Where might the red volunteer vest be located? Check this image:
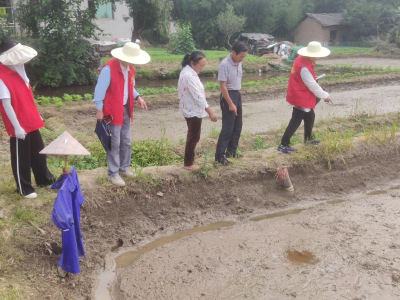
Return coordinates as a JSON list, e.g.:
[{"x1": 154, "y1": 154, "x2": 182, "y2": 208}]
[
  {"x1": 0, "y1": 64, "x2": 44, "y2": 136},
  {"x1": 286, "y1": 55, "x2": 317, "y2": 109},
  {"x1": 102, "y1": 58, "x2": 135, "y2": 126}
]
